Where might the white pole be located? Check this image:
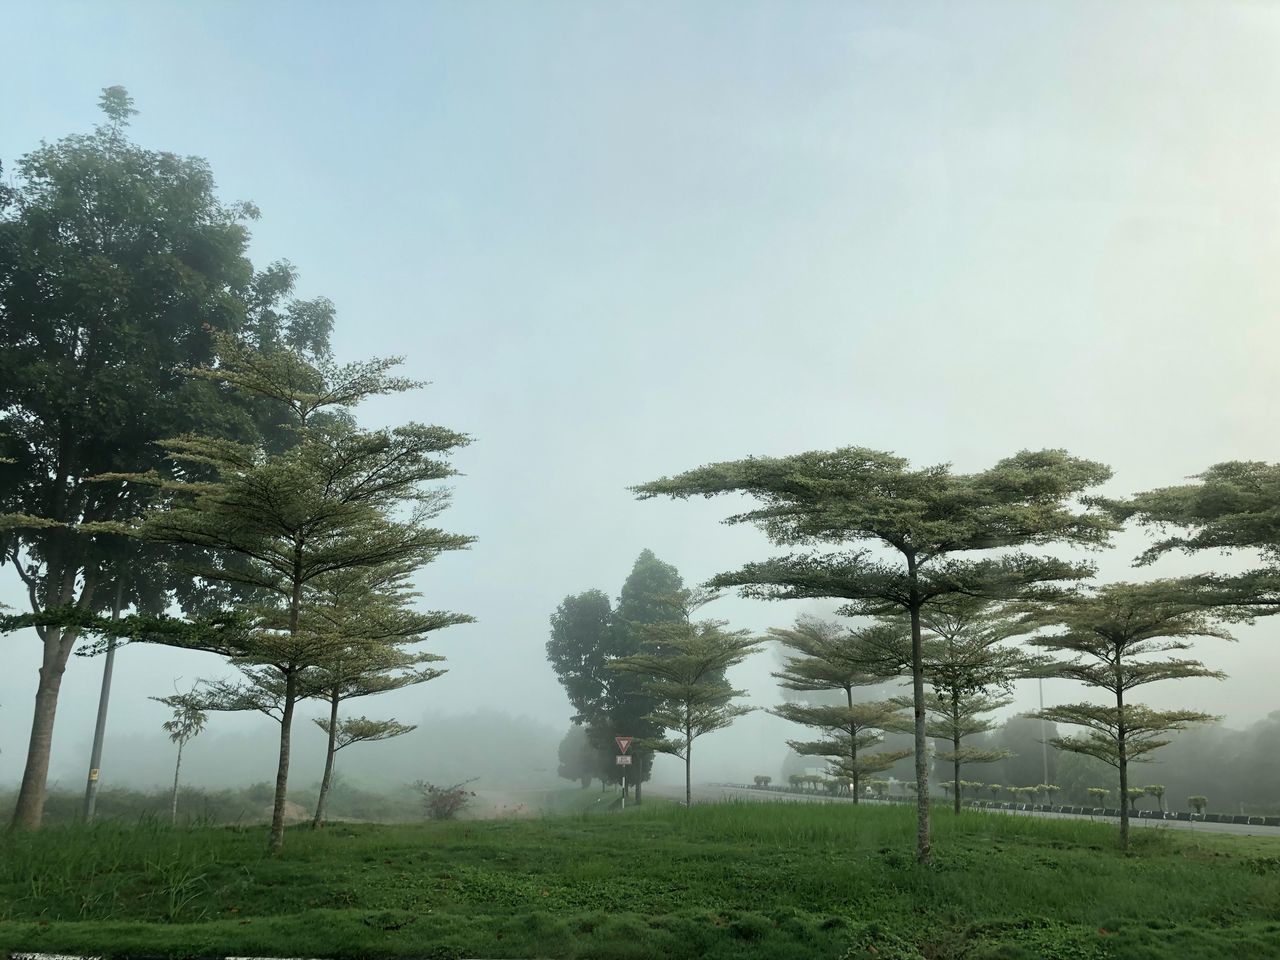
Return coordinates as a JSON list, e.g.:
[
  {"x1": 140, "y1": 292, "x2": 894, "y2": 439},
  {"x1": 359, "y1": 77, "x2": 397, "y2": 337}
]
[{"x1": 622, "y1": 770, "x2": 626, "y2": 811}]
